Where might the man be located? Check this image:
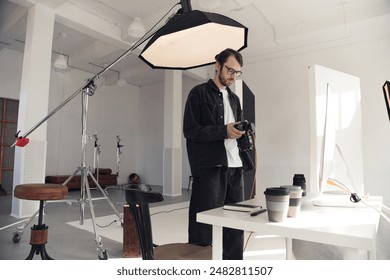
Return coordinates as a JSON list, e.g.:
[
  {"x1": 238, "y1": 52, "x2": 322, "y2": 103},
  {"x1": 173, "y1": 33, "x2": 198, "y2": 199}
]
[{"x1": 183, "y1": 48, "x2": 245, "y2": 260}]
